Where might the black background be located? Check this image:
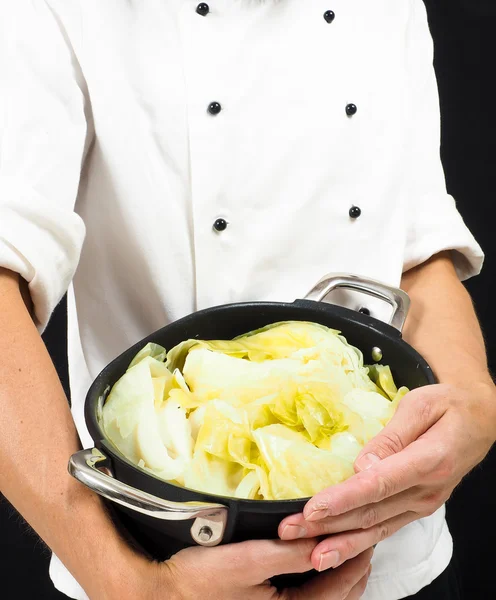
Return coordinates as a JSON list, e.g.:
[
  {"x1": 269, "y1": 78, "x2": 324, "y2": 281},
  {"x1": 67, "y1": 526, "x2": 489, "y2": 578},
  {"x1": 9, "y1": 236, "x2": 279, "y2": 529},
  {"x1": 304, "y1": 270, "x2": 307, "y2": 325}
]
[{"x1": 1, "y1": 1, "x2": 495, "y2": 598}]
